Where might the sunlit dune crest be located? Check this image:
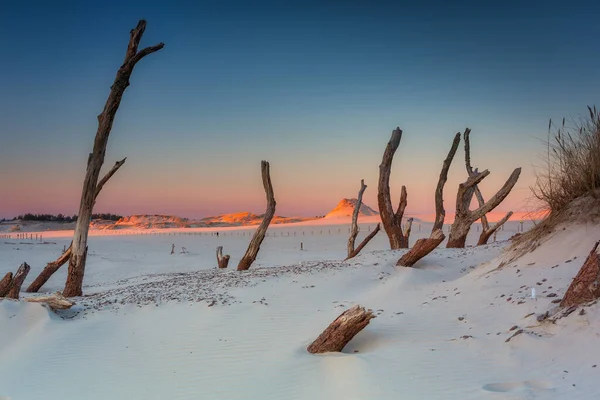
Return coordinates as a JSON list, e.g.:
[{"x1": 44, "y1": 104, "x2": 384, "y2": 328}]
[{"x1": 324, "y1": 198, "x2": 378, "y2": 218}]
